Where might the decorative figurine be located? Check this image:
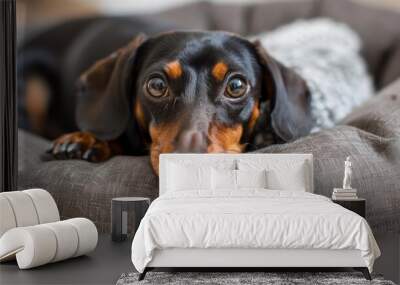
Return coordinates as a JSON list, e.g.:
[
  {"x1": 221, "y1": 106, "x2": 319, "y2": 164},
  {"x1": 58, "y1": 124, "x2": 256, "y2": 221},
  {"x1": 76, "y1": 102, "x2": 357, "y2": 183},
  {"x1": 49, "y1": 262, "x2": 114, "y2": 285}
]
[
  {"x1": 343, "y1": 156, "x2": 352, "y2": 189},
  {"x1": 332, "y1": 156, "x2": 357, "y2": 200}
]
